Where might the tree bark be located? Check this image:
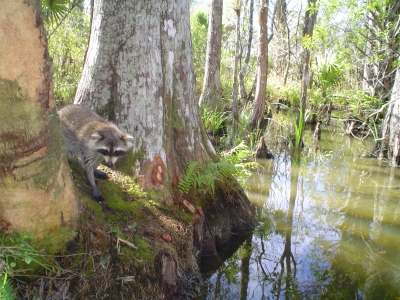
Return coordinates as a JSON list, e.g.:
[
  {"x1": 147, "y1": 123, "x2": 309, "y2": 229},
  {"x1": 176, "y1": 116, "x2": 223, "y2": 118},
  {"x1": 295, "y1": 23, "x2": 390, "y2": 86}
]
[
  {"x1": 299, "y1": 0, "x2": 318, "y2": 123},
  {"x1": 231, "y1": 5, "x2": 241, "y2": 143},
  {"x1": 0, "y1": 0, "x2": 79, "y2": 238},
  {"x1": 75, "y1": 0, "x2": 215, "y2": 188},
  {"x1": 249, "y1": 0, "x2": 269, "y2": 131},
  {"x1": 198, "y1": 0, "x2": 223, "y2": 110},
  {"x1": 362, "y1": 11, "x2": 375, "y2": 96},
  {"x1": 273, "y1": 0, "x2": 291, "y2": 85},
  {"x1": 377, "y1": 64, "x2": 400, "y2": 165},
  {"x1": 73, "y1": 0, "x2": 258, "y2": 295},
  {"x1": 239, "y1": 0, "x2": 254, "y2": 102}
]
